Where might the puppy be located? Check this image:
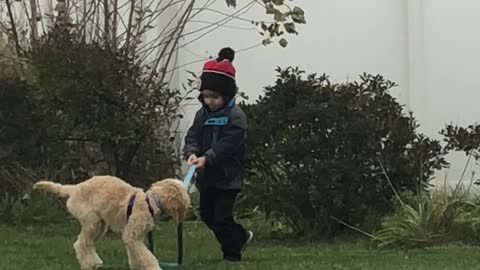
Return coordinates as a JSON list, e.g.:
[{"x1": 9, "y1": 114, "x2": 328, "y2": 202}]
[{"x1": 33, "y1": 176, "x2": 190, "y2": 270}]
